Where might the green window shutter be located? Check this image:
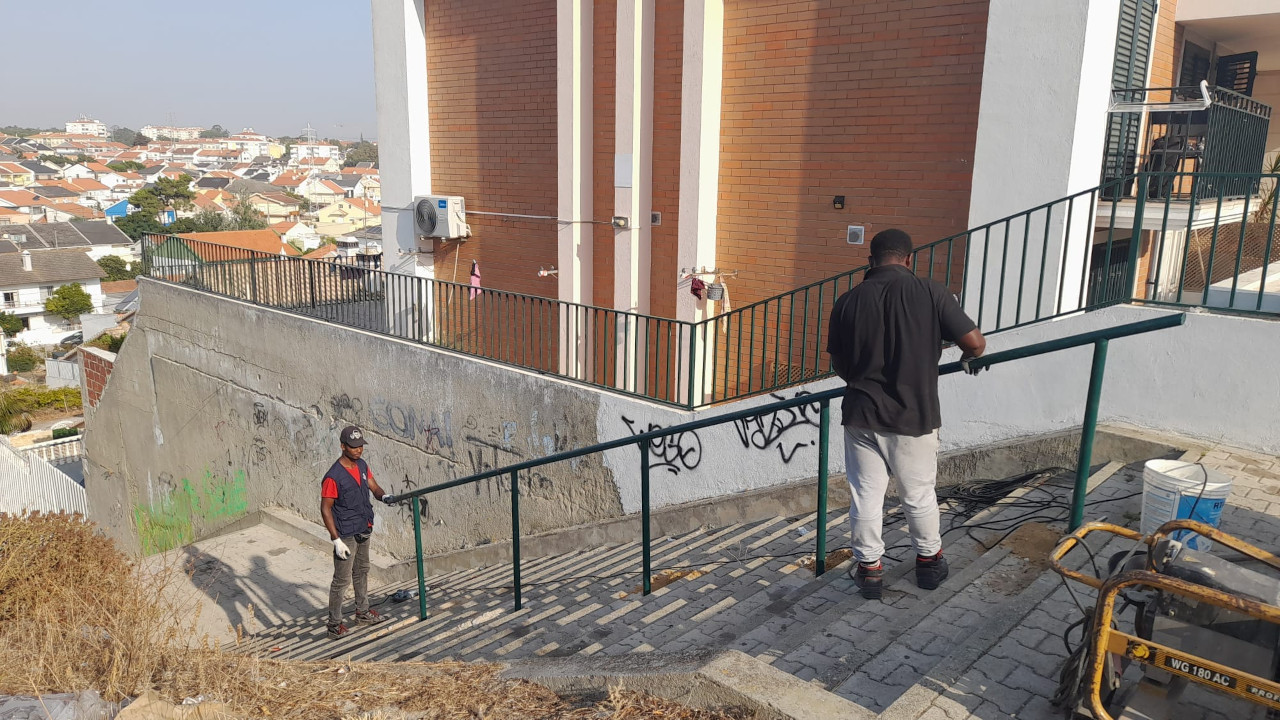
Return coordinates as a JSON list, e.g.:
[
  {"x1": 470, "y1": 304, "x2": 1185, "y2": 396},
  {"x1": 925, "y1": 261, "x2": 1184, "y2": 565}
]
[{"x1": 1102, "y1": 0, "x2": 1159, "y2": 191}]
